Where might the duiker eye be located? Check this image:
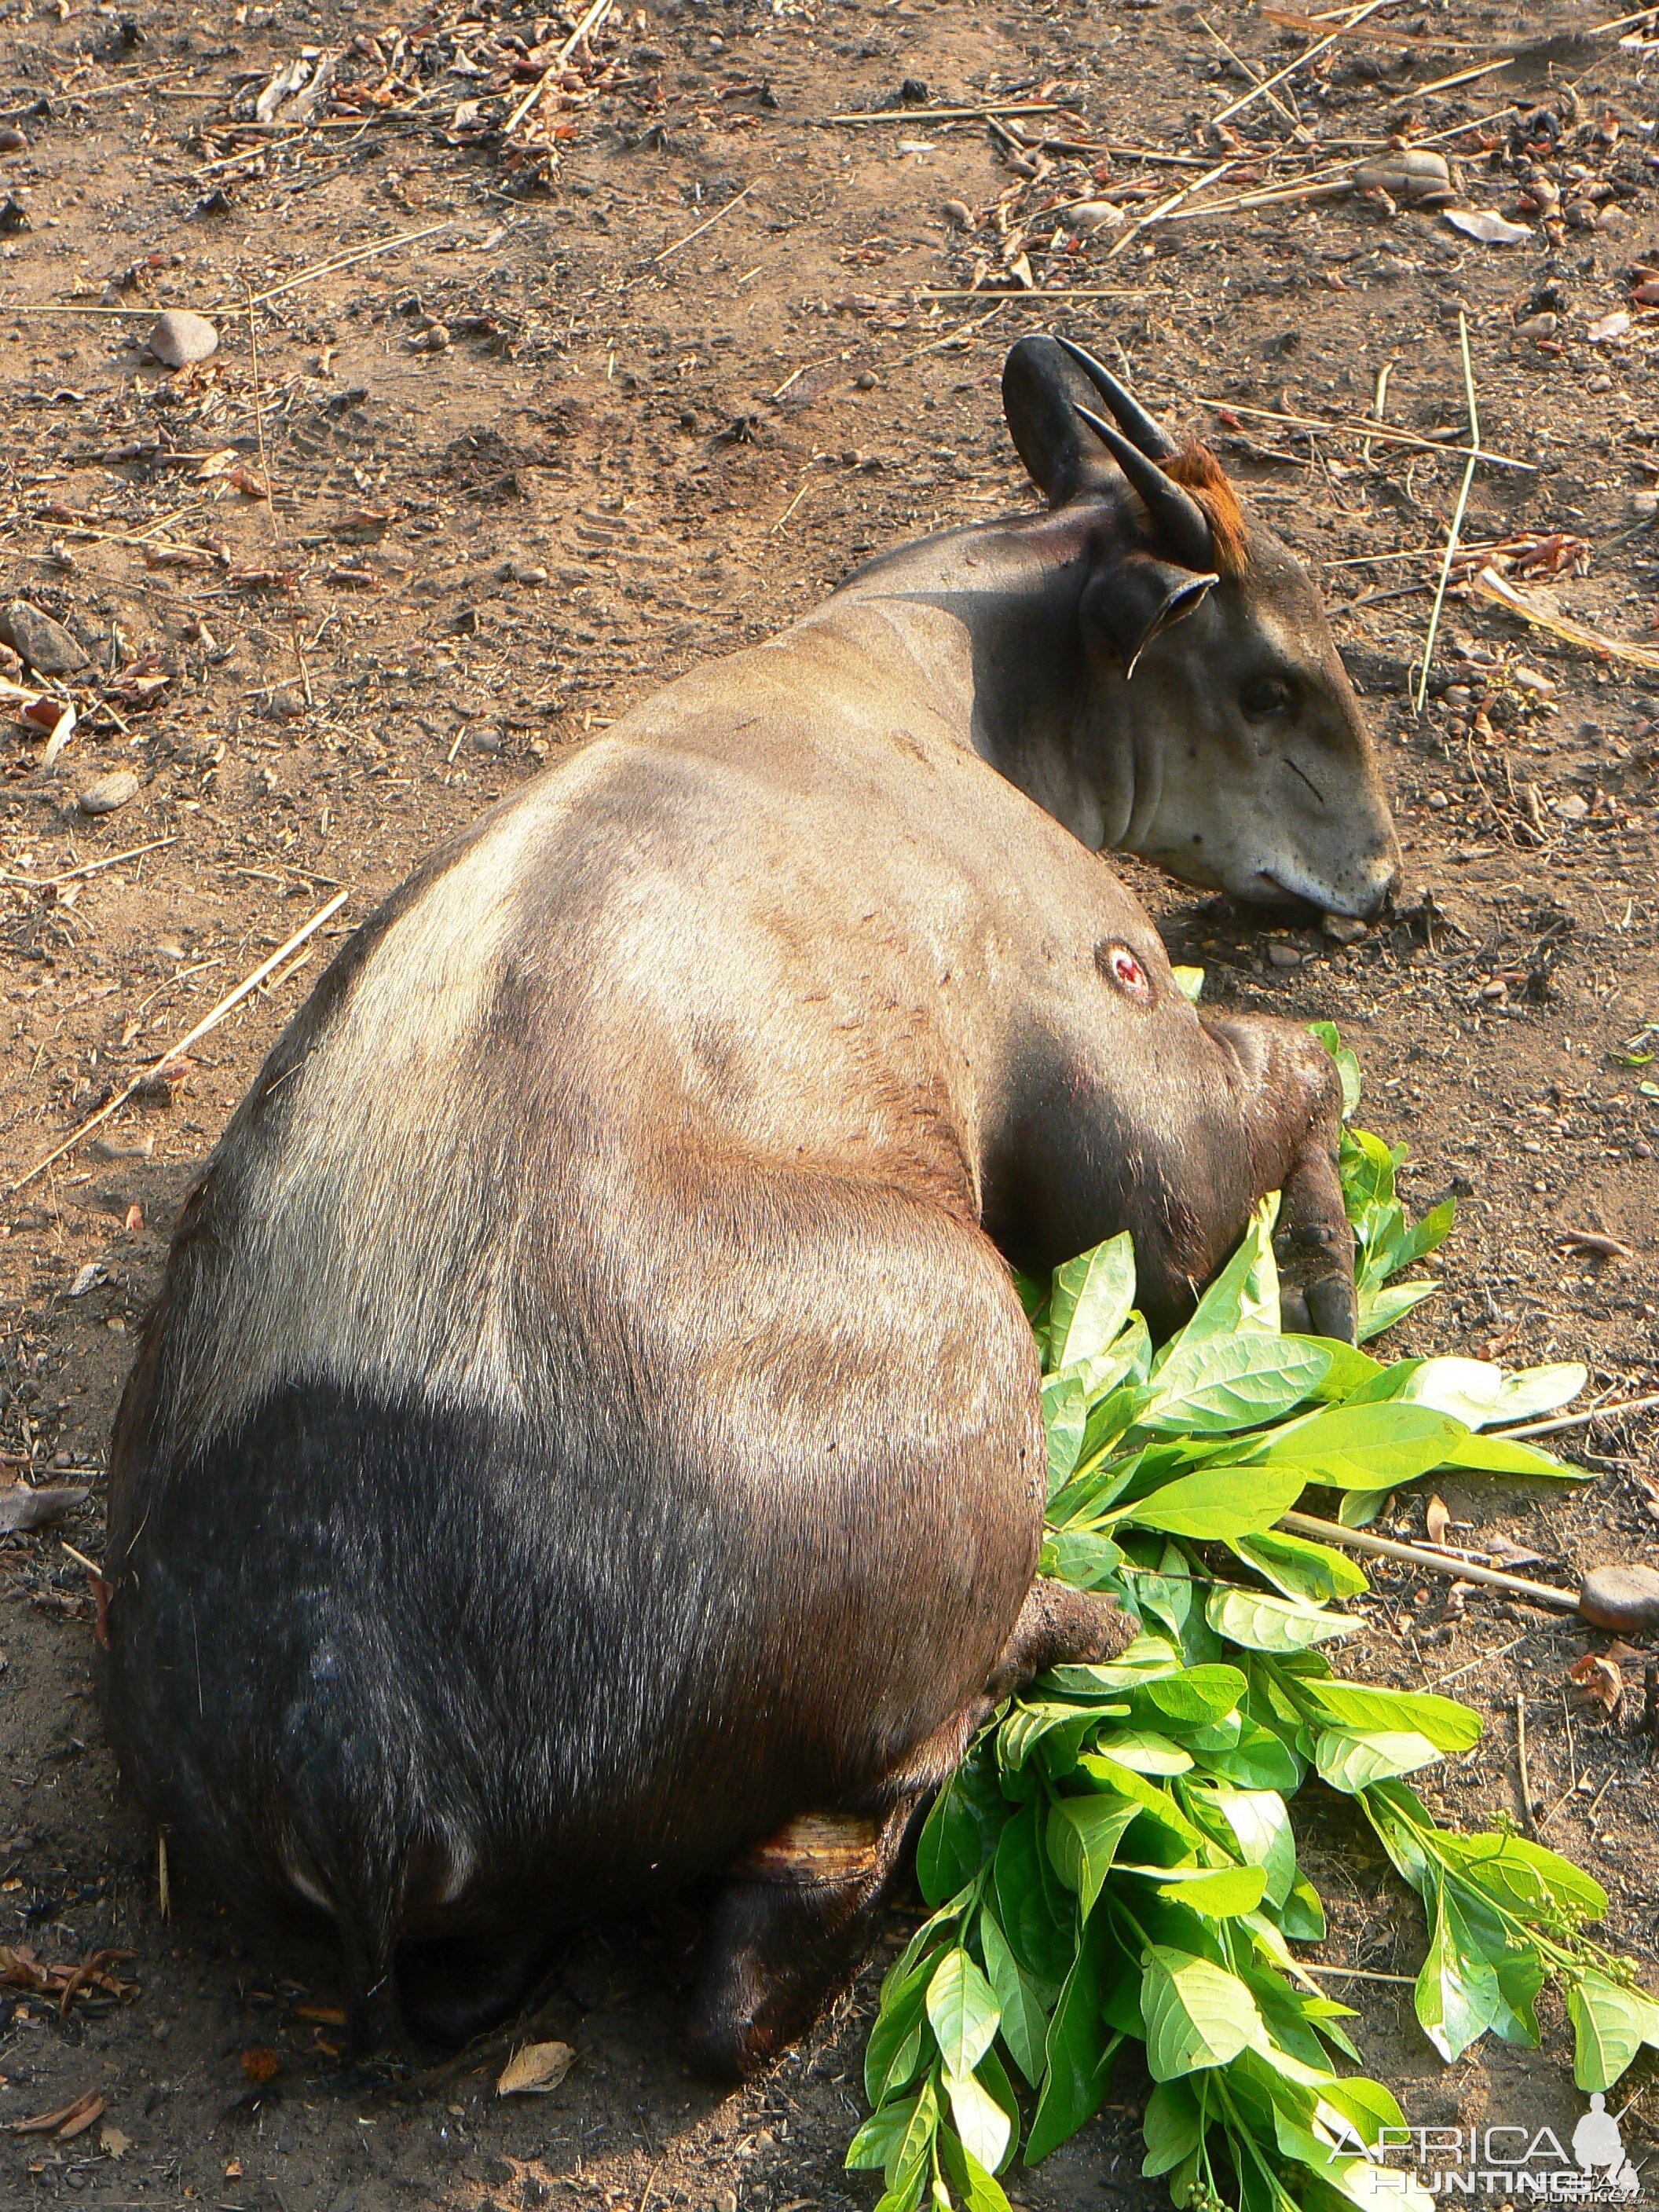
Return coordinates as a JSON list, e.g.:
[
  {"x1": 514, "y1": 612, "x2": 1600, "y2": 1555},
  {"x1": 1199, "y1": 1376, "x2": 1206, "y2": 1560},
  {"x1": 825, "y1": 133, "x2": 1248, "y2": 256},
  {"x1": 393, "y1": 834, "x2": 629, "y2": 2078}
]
[
  {"x1": 1097, "y1": 941, "x2": 1151, "y2": 998},
  {"x1": 1240, "y1": 675, "x2": 1293, "y2": 720}
]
